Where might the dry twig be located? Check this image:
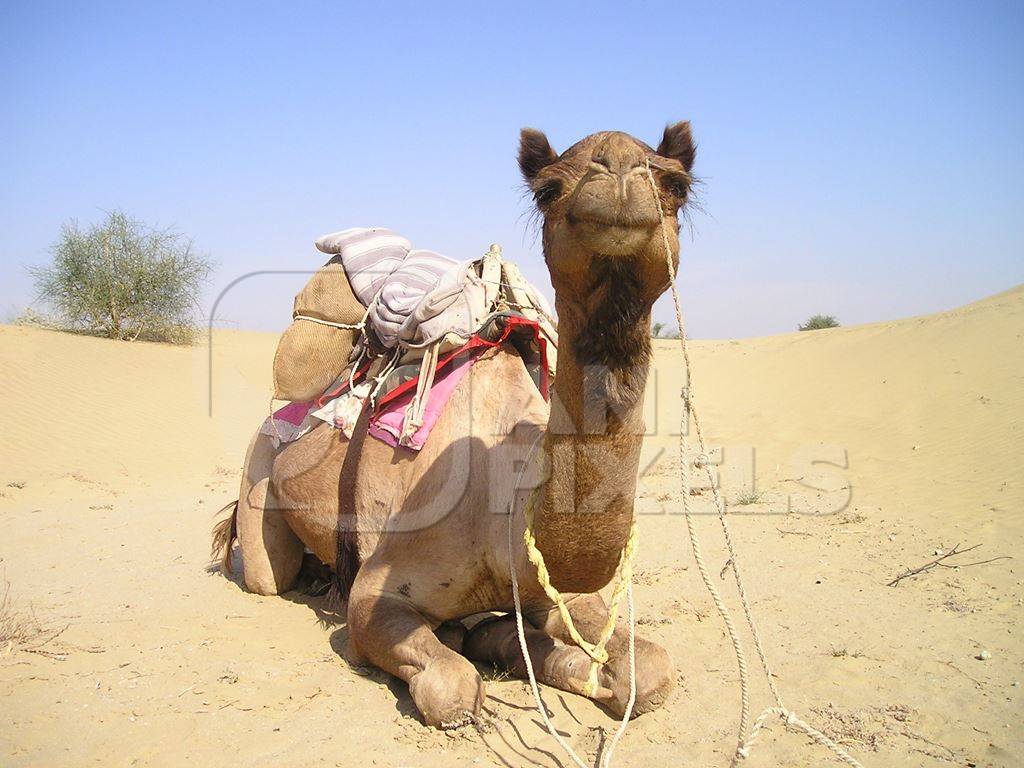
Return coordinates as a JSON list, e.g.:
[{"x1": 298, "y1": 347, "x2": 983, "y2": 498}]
[
  {"x1": 887, "y1": 543, "x2": 1011, "y2": 587},
  {"x1": 777, "y1": 527, "x2": 813, "y2": 537},
  {"x1": 1, "y1": 579, "x2": 70, "y2": 659},
  {"x1": 719, "y1": 558, "x2": 733, "y2": 580}
]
